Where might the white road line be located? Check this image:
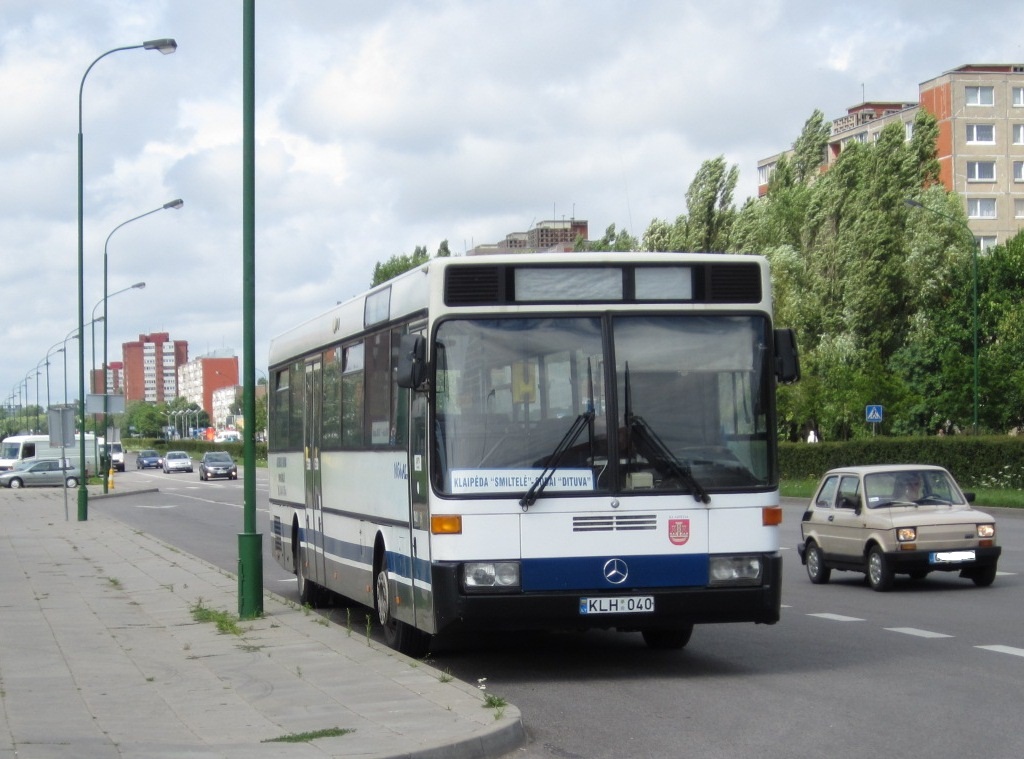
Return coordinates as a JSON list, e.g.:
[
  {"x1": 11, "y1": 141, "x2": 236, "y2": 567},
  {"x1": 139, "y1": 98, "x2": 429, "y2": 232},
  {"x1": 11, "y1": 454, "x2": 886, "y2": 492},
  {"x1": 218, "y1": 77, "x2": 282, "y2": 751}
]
[
  {"x1": 807, "y1": 613, "x2": 864, "y2": 622},
  {"x1": 885, "y1": 627, "x2": 953, "y2": 639},
  {"x1": 976, "y1": 645, "x2": 1024, "y2": 658}
]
